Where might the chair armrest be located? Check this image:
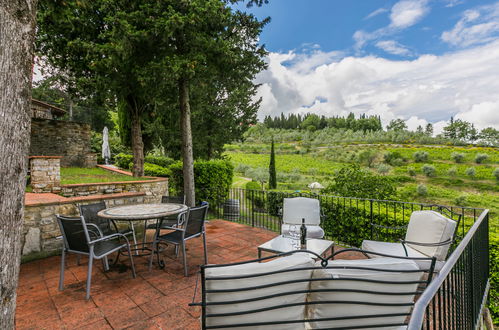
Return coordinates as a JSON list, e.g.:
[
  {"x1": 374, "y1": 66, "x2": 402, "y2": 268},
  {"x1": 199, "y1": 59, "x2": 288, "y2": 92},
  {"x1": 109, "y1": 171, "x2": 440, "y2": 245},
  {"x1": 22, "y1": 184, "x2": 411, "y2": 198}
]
[
  {"x1": 86, "y1": 223, "x2": 104, "y2": 240},
  {"x1": 88, "y1": 233, "x2": 130, "y2": 245},
  {"x1": 401, "y1": 238, "x2": 452, "y2": 247}
]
